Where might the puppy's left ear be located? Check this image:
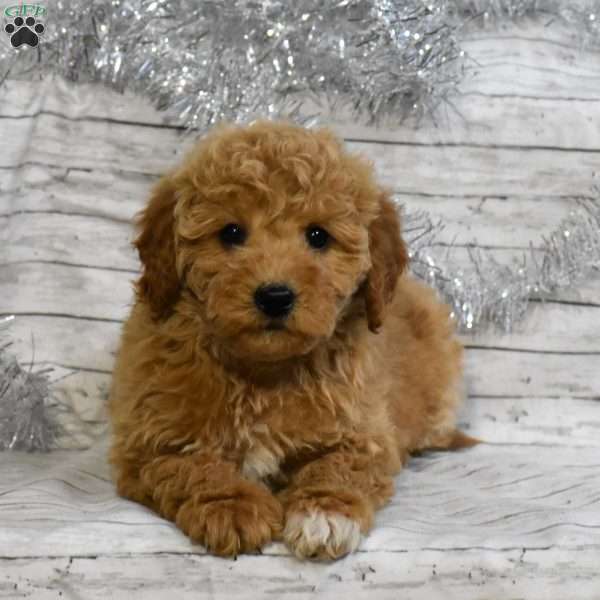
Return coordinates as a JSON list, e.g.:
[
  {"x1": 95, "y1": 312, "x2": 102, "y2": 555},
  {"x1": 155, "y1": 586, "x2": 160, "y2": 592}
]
[
  {"x1": 364, "y1": 193, "x2": 409, "y2": 333},
  {"x1": 134, "y1": 175, "x2": 181, "y2": 320}
]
